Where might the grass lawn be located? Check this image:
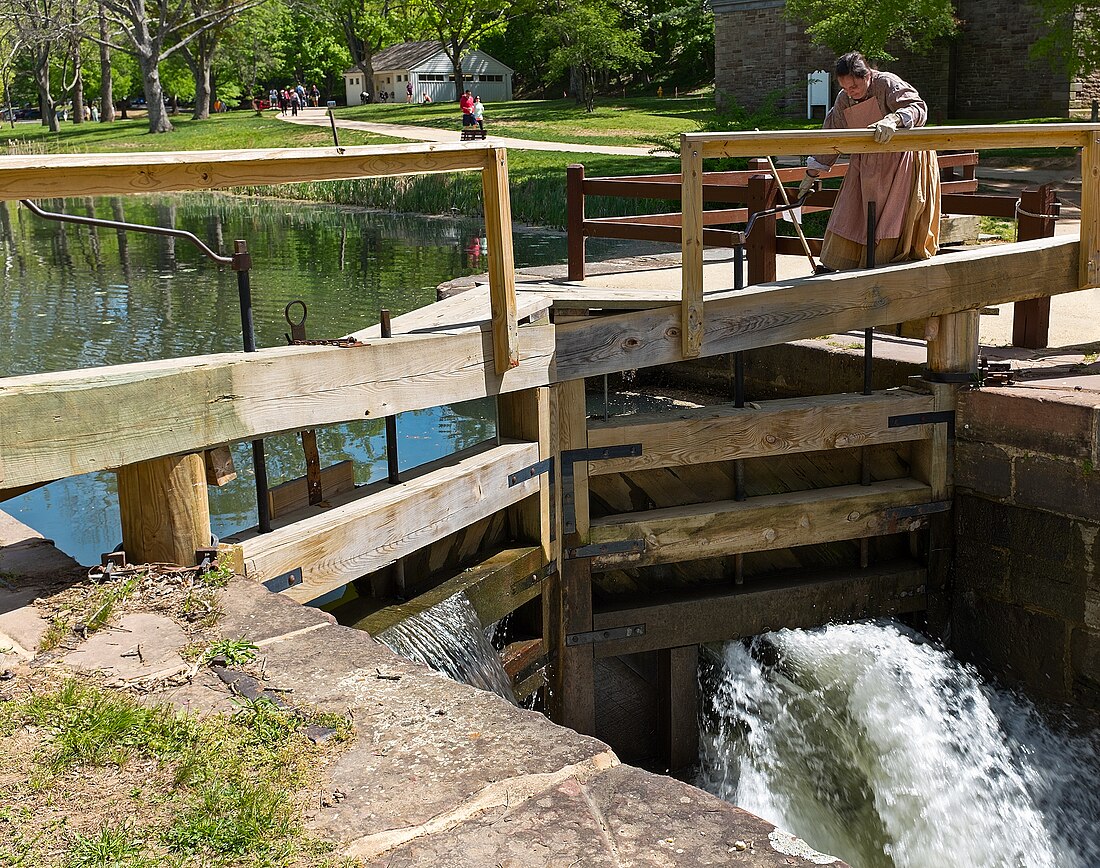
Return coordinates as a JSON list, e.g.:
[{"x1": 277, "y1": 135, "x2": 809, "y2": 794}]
[
  {"x1": 335, "y1": 94, "x2": 718, "y2": 147},
  {"x1": 1, "y1": 110, "x2": 400, "y2": 153}
]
